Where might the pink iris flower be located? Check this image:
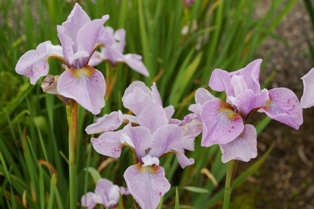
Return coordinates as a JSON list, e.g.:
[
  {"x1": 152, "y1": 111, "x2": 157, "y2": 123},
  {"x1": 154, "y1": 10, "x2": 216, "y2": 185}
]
[
  {"x1": 81, "y1": 178, "x2": 128, "y2": 209},
  {"x1": 89, "y1": 27, "x2": 149, "y2": 76},
  {"x1": 15, "y1": 3, "x2": 148, "y2": 114},
  {"x1": 86, "y1": 81, "x2": 195, "y2": 209},
  {"x1": 189, "y1": 59, "x2": 303, "y2": 163}
]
